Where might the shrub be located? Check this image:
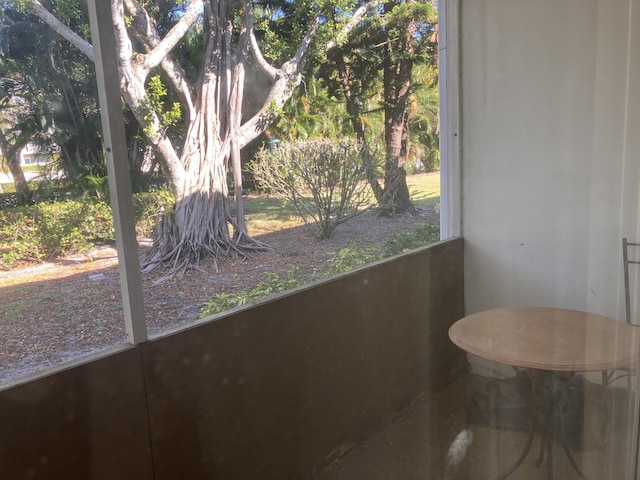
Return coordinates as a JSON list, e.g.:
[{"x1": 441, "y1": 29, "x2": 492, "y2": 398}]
[
  {"x1": 252, "y1": 139, "x2": 371, "y2": 239},
  {"x1": 382, "y1": 222, "x2": 440, "y2": 256},
  {"x1": 0, "y1": 183, "x2": 16, "y2": 194},
  {"x1": 133, "y1": 190, "x2": 175, "y2": 238},
  {"x1": 0, "y1": 180, "x2": 71, "y2": 208},
  {"x1": 201, "y1": 271, "x2": 302, "y2": 317},
  {"x1": 0, "y1": 189, "x2": 176, "y2": 268},
  {"x1": 322, "y1": 245, "x2": 379, "y2": 276},
  {"x1": 322, "y1": 223, "x2": 440, "y2": 275},
  {"x1": 0, "y1": 200, "x2": 113, "y2": 268}
]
